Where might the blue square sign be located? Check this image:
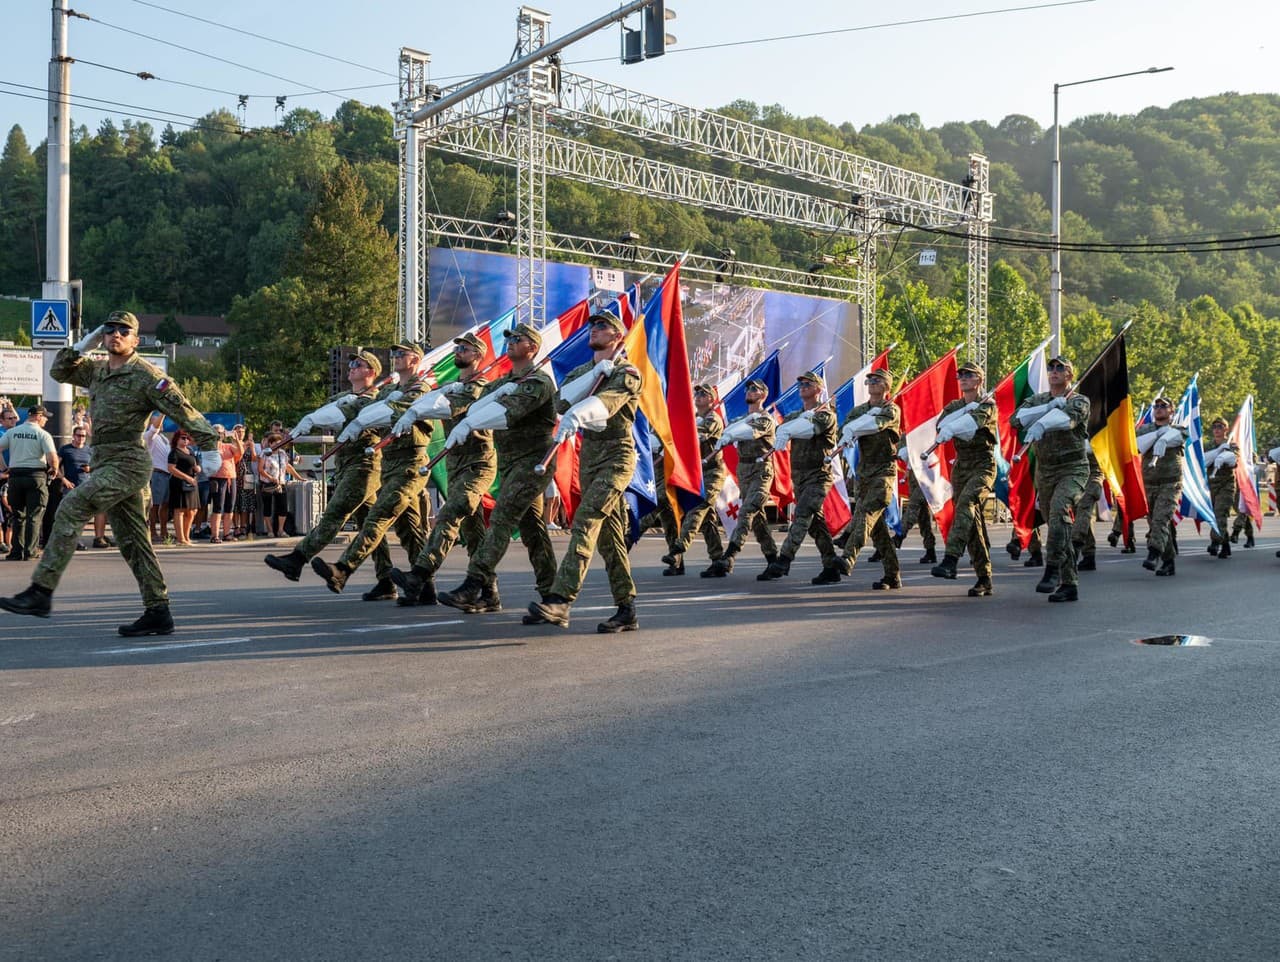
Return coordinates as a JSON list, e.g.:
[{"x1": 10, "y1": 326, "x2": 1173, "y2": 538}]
[{"x1": 31, "y1": 299, "x2": 70, "y2": 346}]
